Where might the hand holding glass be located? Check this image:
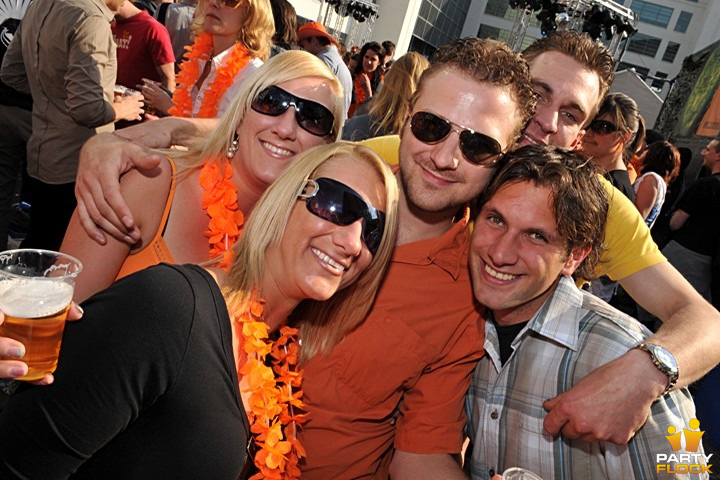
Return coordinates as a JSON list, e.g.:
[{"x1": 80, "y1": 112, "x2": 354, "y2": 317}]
[{"x1": 0, "y1": 250, "x2": 82, "y2": 381}]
